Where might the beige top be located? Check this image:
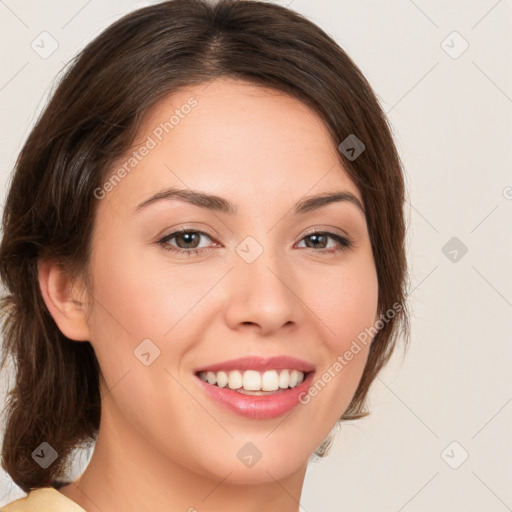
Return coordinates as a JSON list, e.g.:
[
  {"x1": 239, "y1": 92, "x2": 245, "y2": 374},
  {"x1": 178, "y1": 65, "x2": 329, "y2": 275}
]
[{"x1": 1, "y1": 487, "x2": 86, "y2": 512}]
